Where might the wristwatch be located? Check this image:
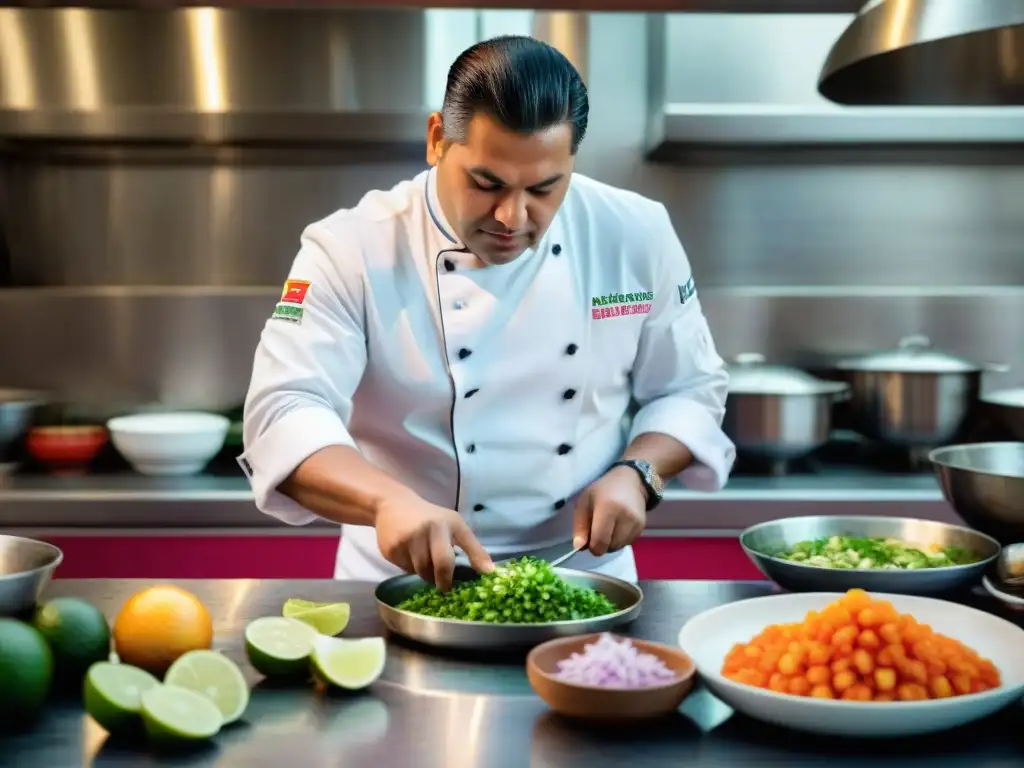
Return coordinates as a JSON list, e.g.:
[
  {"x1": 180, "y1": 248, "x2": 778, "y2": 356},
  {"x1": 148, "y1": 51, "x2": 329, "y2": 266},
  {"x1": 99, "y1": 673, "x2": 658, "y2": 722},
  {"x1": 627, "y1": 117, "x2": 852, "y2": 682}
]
[{"x1": 612, "y1": 459, "x2": 665, "y2": 511}]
